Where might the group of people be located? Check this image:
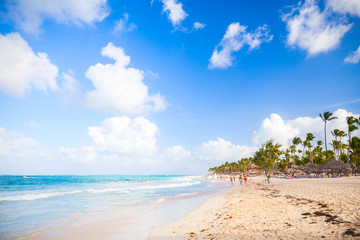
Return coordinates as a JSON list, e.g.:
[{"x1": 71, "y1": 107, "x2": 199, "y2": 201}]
[{"x1": 229, "y1": 175, "x2": 247, "y2": 184}]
